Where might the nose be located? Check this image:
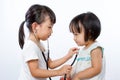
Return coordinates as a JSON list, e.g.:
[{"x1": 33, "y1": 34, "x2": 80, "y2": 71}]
[
  {"x1": 49, "y1": 29, "x2": 53, "y2": 36},
  {"x1": 74, "y1": 36, "x2": 77, "y2": 41},
  {"x1": 51, "y1": 29, "x2": 53, "y2": 33}
]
